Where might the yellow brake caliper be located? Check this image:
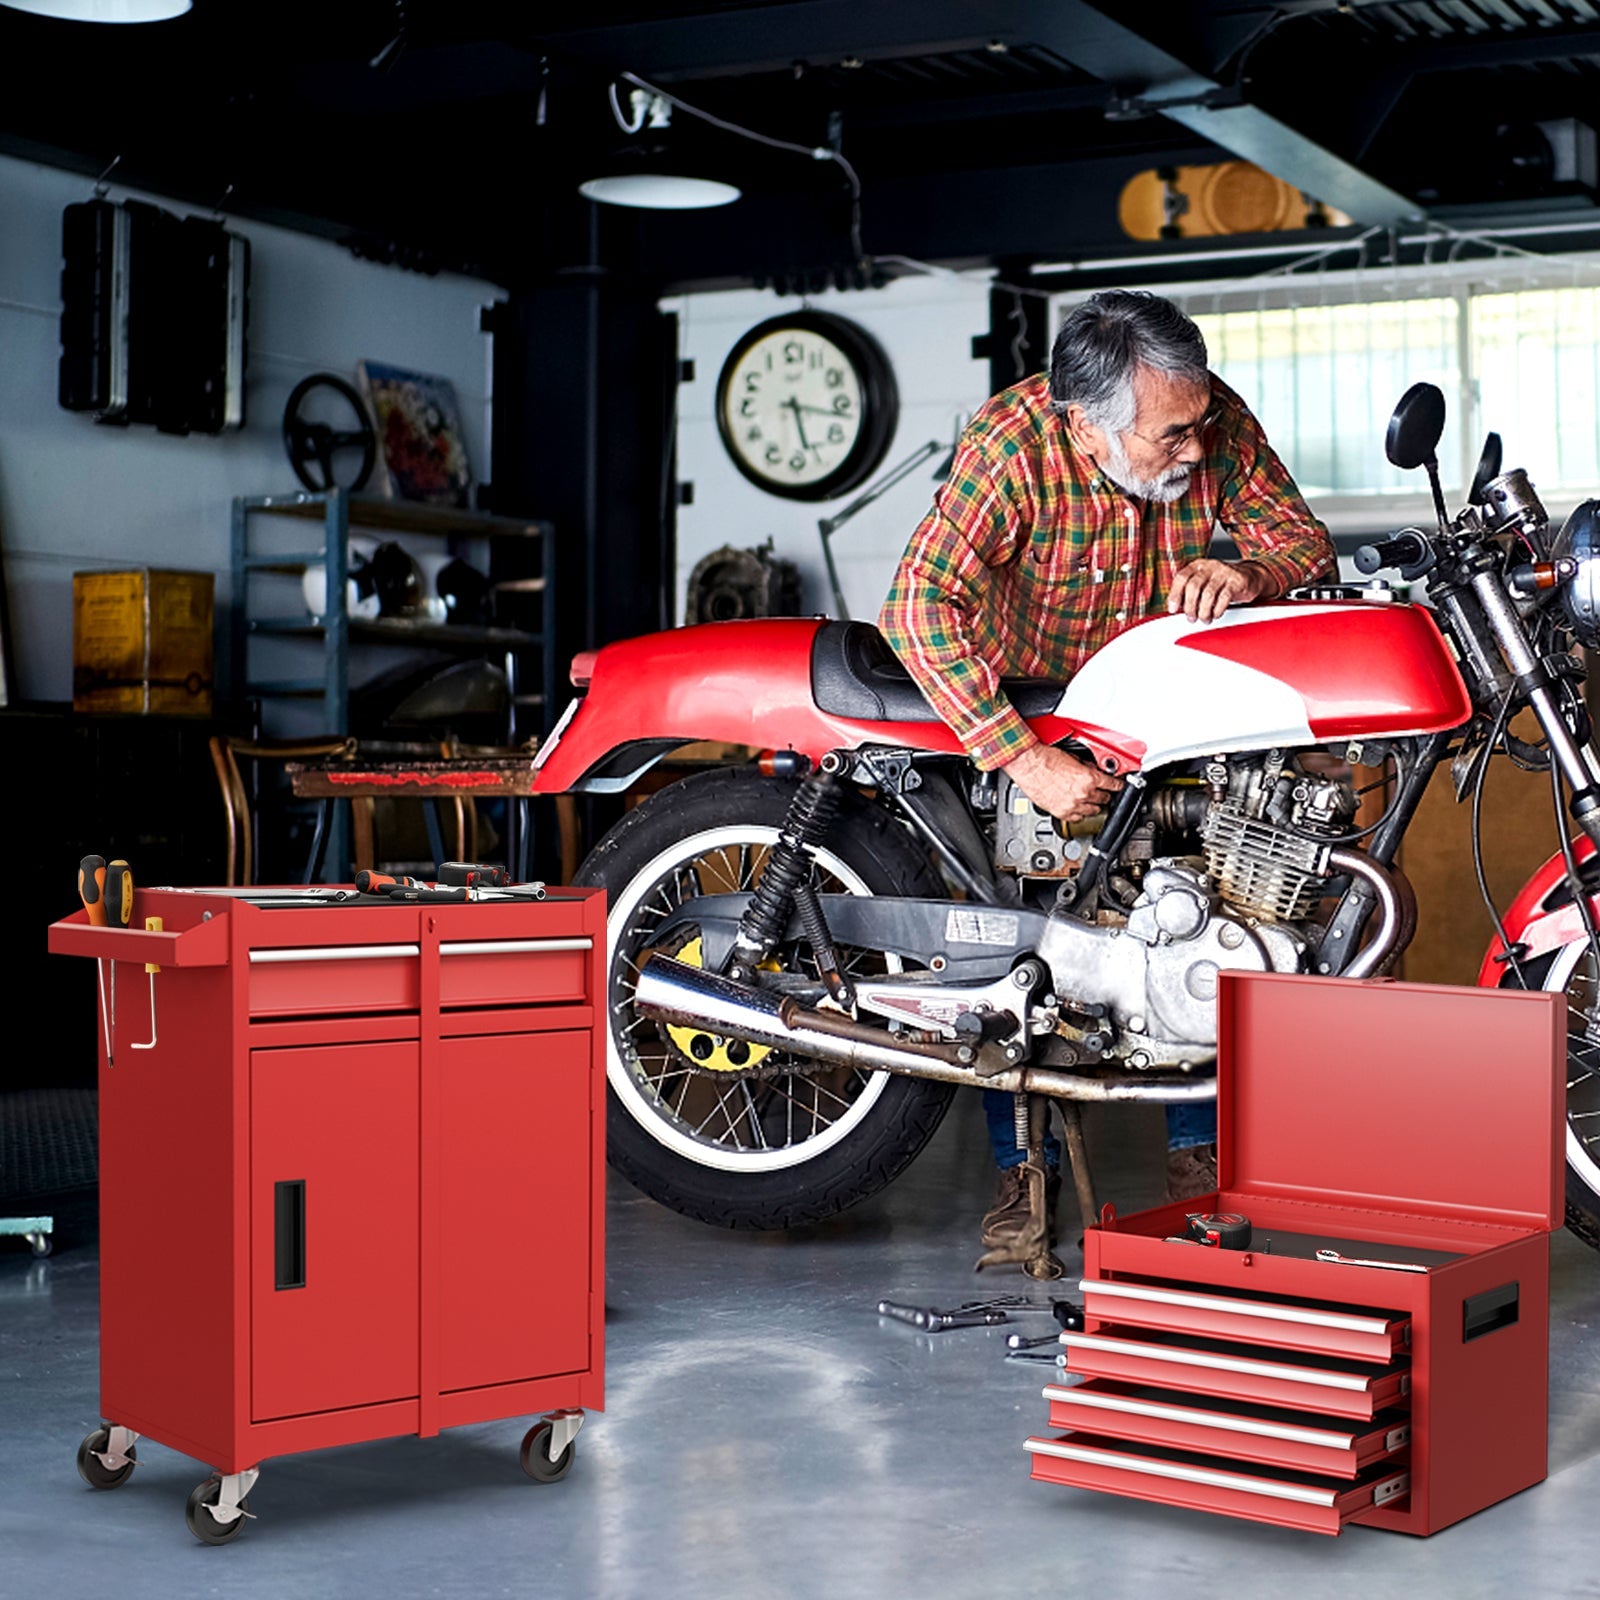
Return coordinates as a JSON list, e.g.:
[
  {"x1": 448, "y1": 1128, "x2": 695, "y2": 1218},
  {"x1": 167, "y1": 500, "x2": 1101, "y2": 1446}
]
[{"x1": 665, "y1": 936, "x2": 778, "y2": 1073}]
